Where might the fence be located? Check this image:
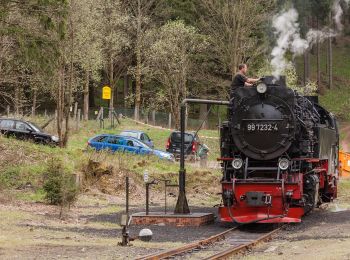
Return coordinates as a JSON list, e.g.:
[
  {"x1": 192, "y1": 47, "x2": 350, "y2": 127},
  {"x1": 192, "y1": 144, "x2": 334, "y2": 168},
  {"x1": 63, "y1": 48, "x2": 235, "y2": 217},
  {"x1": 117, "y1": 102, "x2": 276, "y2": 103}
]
[
  {"x1": 1, "y1": 103, "x2": 226, "y2": 131},
  {"x1": 92, "y1": 107, "x2": 226, "y2": 130}
]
